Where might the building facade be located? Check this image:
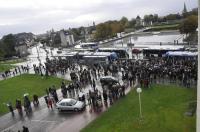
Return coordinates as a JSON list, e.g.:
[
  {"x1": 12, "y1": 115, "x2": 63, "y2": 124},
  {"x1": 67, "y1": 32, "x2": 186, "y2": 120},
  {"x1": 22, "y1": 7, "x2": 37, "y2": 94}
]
[{"x1": 60, "y1": 30, "x2": 74, "y2": 47}]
